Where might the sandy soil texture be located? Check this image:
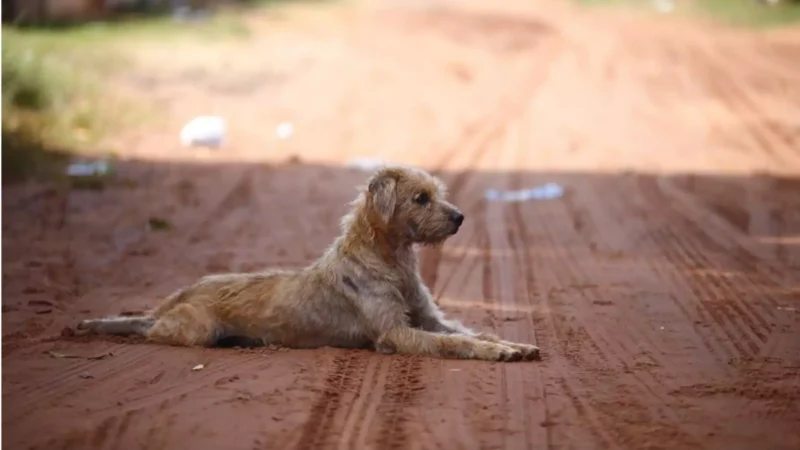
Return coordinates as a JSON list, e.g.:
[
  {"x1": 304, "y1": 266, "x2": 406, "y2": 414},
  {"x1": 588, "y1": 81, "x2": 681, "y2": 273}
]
[{"x1": 3, "y1": 1, "x2": 799, "y2": 449}]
